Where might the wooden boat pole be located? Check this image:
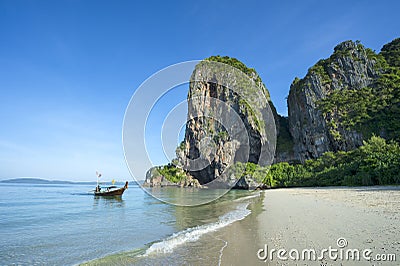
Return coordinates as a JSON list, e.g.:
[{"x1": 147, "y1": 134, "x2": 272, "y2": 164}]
[{"x1": 95, "y1": 171, "x2": 101, "y2": 191}]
